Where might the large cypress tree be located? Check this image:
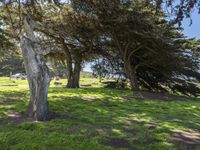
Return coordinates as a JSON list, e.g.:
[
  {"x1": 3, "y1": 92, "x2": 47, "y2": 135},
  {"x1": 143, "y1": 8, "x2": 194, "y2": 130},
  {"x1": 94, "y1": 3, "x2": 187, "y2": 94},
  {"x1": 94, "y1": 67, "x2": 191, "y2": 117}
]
[{"x1": 73, "y1": 0, "x2": 200, "y2": 96}]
